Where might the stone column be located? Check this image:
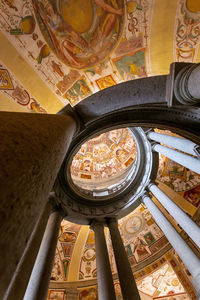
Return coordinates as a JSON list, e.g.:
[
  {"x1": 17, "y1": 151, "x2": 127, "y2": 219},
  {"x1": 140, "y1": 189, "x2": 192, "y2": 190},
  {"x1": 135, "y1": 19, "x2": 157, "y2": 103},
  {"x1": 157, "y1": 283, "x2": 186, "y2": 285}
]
[
  {"x1": 152, "y1": 143, "x2": 200, "y2": 174},
  {"x1": 0, "y1": 112, "x2": 76, "y2": 299},
  {"x1": 65, "y1": 288, "x2": 78, "y2": 300},
  {"x1": 91, "y1": 221, "x2": 116, "y2": 300},
  {"x1": 3, "y1": 198, "x2": 54, "y2": 300},
  {"x1": 149, "y1": 183, "x2": 200, "y2": 248},
  {"x1": 148, "y1": 131, "x2": 198, "y2": 157},
  {"x1": 142, "y1": 193, "x2": 200, "y2": 298},
  {"x1": 24, "y1": 210, "x2": 63, "y2": 300},
  {"x1": 108, "y1": 219, "x2": 140, "y2": 300},
  {"x1": 174, "y1": 63, "x2": 200, "y2": 105}
]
